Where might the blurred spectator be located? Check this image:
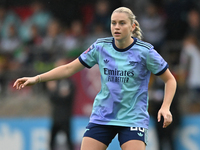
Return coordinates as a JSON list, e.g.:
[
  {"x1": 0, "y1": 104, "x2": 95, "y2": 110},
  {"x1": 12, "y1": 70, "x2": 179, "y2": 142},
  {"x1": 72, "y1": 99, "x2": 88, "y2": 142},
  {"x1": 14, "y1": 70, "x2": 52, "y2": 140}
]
[
  {"x1": 62, "y1": 26, "x2": 78, "y2": 52},
  {"x1": 179, "y1": 35, "x2": 200, "y2": 106},
  {"x1": 70, "y1": 20, "x2": 85, "y2": 37},
  {"x1": 163, "y1": 0, "x2": 189, "y2": 40},
  {"x1": 62, "y1": 20, "x2": 85, "y2": 58},
  {"x1": 139, "y1": 3, "x2": 166, "y2": 51},
  {"x1": 0, "y1": 56, "x2": 7, "y2": 95},
  {"x1": 0, "y1": 5, "x2": 21, "y2": 39},
  {"x1": 0, "y1": 23, "x2": 26, "y2": 69},
  {"x1": 83, "y1": 23, "x2": 110, "y2": 50},
  {"x1": 19, "y1": 0, "x2": 52, "y2": 42},
  {"x1": 29, "y1": 0, "x2": 52, "y2": 33},
  {"x1": 185, "y1": 9, "x2": 200, "y2": 40},
  {"x1": 0, "y1": 23, "x2": 23, "y2": 96},
  {"x1": 24, "y1": 24, "x2": 43, "y2": 66},
  {"x1": 0, "y1": 24, "x2": 22, "y2": 53},
  {"x1": 41, "y1": 19, "x2": 64, "y2": 62},
  {"x1": 26, "y1": 24, "x2": 43, "y2": 46},
  {"x1": 149, "y1": 74, "x2": 180, "y2": 150},
  {"x1": 45, "y1": 58, "x2": 75, "y2": 150},
  {"x1": 88, "y1": 0, "x2": 111, "y2": 33},
  {"x1": 122, "y1": 0, "x2": 149, "y2": 18}
]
